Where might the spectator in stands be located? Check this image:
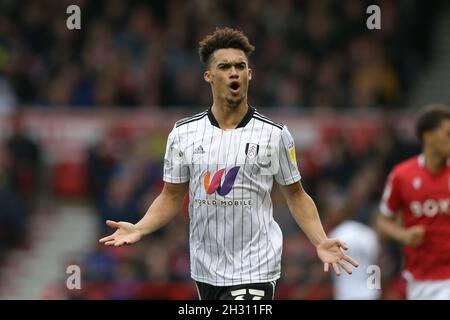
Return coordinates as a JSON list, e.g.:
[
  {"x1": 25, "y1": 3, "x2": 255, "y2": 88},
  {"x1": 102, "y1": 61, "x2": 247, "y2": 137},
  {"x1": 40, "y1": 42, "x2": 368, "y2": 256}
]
[
  {"x1": 5, "y1": 111, "x2": 41, "y2": 211},
  {"x1": 0, "y1": 0, "x2": 436, "y2": 110},
  {"x1": 0, "y1": 143, "x2": 27, "y2": 260}
]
